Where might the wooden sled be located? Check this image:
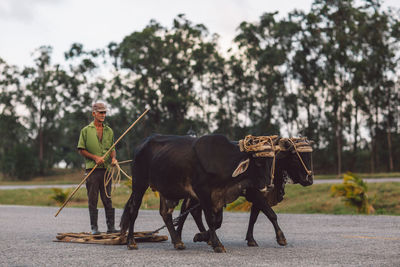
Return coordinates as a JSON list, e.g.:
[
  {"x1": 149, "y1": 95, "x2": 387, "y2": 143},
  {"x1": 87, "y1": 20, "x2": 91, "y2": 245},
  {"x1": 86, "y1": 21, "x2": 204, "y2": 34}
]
[{"x1": 54, "y1": 231, "x2": 168, "y2": 245}]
